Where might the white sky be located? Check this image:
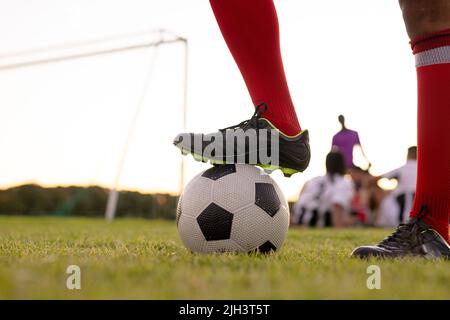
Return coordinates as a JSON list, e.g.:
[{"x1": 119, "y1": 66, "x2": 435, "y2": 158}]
[{"x1": 0, "y1": 0, "x2": 417, "y2": 201}]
